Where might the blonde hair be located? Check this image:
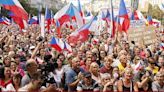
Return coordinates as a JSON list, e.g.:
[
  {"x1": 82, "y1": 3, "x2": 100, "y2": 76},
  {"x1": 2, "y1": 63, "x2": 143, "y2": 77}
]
[
  {"x1": 101, "y1": 73, "x2": 111, "y2": 80},
  {"x1": 89, "y1": 62, "x2": 99, "y2": 73},
  {"x1": 124, "y1": 67, "x2": 134, "y2": 76}
]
